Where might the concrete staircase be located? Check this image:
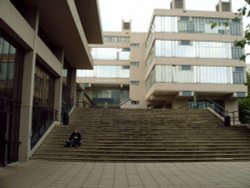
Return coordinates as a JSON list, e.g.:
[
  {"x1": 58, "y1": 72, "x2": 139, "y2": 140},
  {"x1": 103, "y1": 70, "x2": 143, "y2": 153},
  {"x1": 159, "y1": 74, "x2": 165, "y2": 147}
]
[{"x1": 32, "y1": 108, "x2": 250, "y2": 162}]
